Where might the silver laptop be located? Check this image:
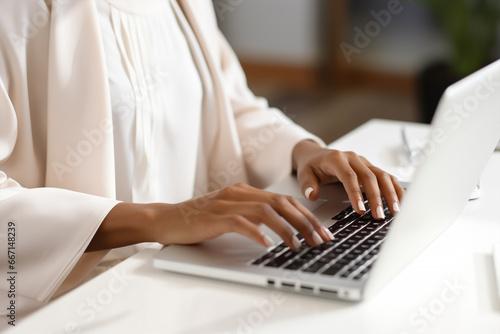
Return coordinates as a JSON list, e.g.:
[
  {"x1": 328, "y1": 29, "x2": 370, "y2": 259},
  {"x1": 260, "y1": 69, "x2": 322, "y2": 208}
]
[{"x1": 153, "y1": 59, "x2": 500, "y2": 301}]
